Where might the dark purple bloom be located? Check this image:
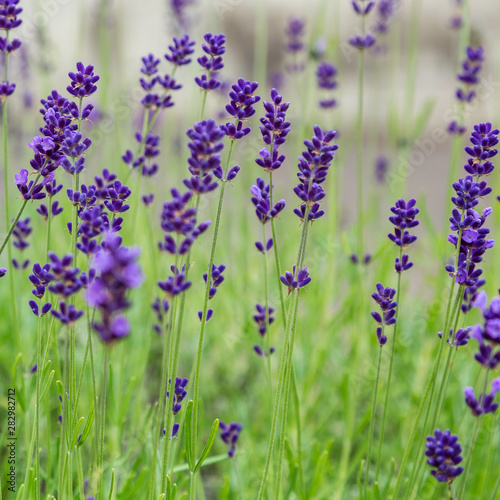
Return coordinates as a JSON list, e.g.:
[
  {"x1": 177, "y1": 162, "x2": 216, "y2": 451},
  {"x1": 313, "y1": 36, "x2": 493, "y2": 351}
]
[
  {"x1": 251, "y1": 178, "x2": 286, "y2": 224},
  {"x1": 198, "y1": 308, "x2": 213, "y2": 323},
  {"x1": 219, "y1": 421, "x2": 242, "y2": 458},
  {"x1": 12, "y1": 217, "x2": 31, "y2": 251},
  {"x1": 165, "y1": 35, "x2": 196, "y2": 66},
  {"x1": 316, "y1": 62, "x2": 338, "y2": 109},
  {"x1": 195, "y1": 33, "x2": 225, "y2": 91},
  {"x1": 0, "y1": 268, "x2": 6, "y2": 278},
  {"x1": 280, "y1": 266, "x2": 311, "y2": 294},
  {"x1": 0, "y1": 81, "x2": 16, "y2": 100},
  {"x1": 203, "y1": 264, "x2": 225, "y2": 299},
  {"x1": 293, "y1": 126, "x2": 338, "y2": 222},
  {"x1": 29, "y1": 300, "x2": 52, "y2": 317},
  {"x1": 456, "y1": 46, "x2": 484, "y2": 102},
  {"x1": 86, "y1": 234, "x2": 143, "y2": 343},
  {"x1": 349, "y1": 33, "x2": 376, "y2": 50},
  {"x1": 425, "y1": 429, "x2": 464, "y2": 483},
  {"x1": 167, "y1": 377, "x2": 189, "y2": 414},
  {"x1": 352, "y1": 0, "x2": 375, "y2": 16},
  {"x1": 0, "y1": 0, "x2": 22, "y2": 32},
  {"x1": 29, "y1": 262, "x2": 54, "y2": 298},
  {"x1": 67, "y1": 62, "x2": 99, "y2": 98},
  {"x1": 464, "y1": 378, "x2": 500, "y2": 417},
  {"x1": 158, "y1": 265, "x2": 191, "y2": 298},
  {"x1": 286, "y1": 18, "x2": 305, "y2": 53},
  {"x1": 438, "y1": 327, "x2": 472, "y2": 347},
  {"x1": 51, "y1": 301, "x2": 84, "y2": 325},
  {"x1": 388, "y1": 198, "x2": 419, "y2": 272},
  {"x1": 371, "y1": 283, "x2": 397, "y2": 345}
]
